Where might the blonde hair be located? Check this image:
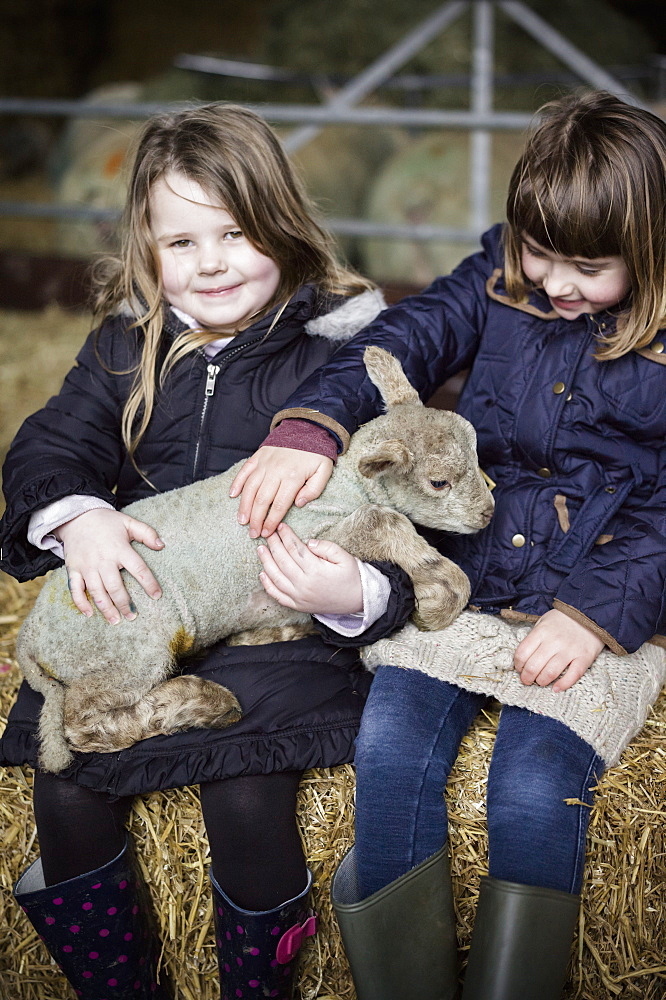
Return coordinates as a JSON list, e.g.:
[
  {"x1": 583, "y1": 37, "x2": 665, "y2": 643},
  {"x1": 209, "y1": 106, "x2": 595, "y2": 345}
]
[
  {"x1": 93, "y1": 103, "x2": 372, "y2": 465},
  {"x1": 504, "y1": 90, "x2": 666, "y2": 358}
]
